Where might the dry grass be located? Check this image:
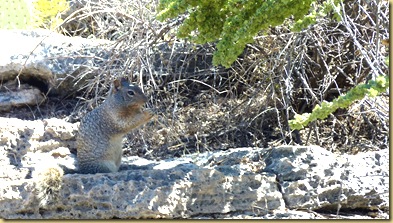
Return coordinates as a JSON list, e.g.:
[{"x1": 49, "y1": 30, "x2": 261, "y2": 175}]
[{"x1": 53, "y1": 0, "x2": 389, "y2": 159}]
